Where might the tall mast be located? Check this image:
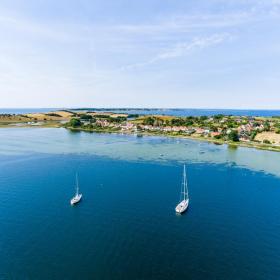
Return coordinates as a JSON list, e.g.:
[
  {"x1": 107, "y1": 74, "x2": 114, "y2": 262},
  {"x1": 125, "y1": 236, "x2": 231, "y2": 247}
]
[
  {"x1": 183, "y1": 165, "x2": 188, "y2": 200},
  {"x1": 183, "y1": 165, "x2": 186, "y2": 200},
  {"x1": 76, "y1": 173, "x2": 79, "y2": 195}
]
